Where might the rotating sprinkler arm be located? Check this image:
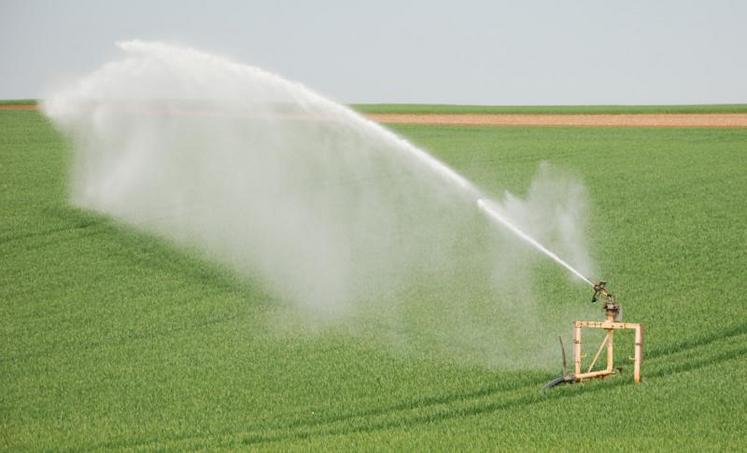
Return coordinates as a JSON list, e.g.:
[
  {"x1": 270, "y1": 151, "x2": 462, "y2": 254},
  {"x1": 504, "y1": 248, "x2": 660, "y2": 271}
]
[
  {"x1": 591, "y1": 280, "x2": 614, "y2": 304},
  {"x1": 591, "y1": 280, "x2": 621, "y2": 321}
]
